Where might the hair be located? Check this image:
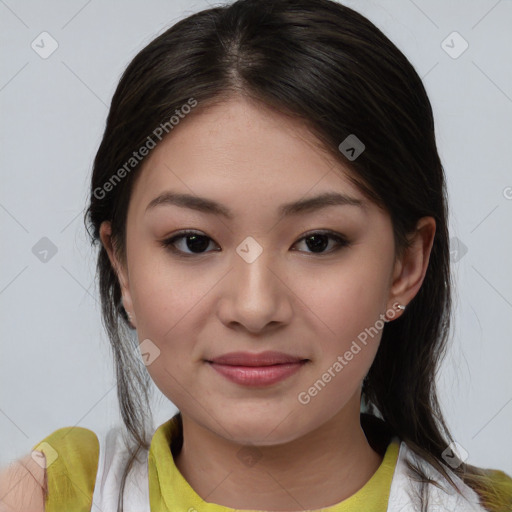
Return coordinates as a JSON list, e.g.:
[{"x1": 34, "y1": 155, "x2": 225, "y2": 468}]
[{"x1": 81, "y1": 0, "x2": 510, "y2": 511}]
